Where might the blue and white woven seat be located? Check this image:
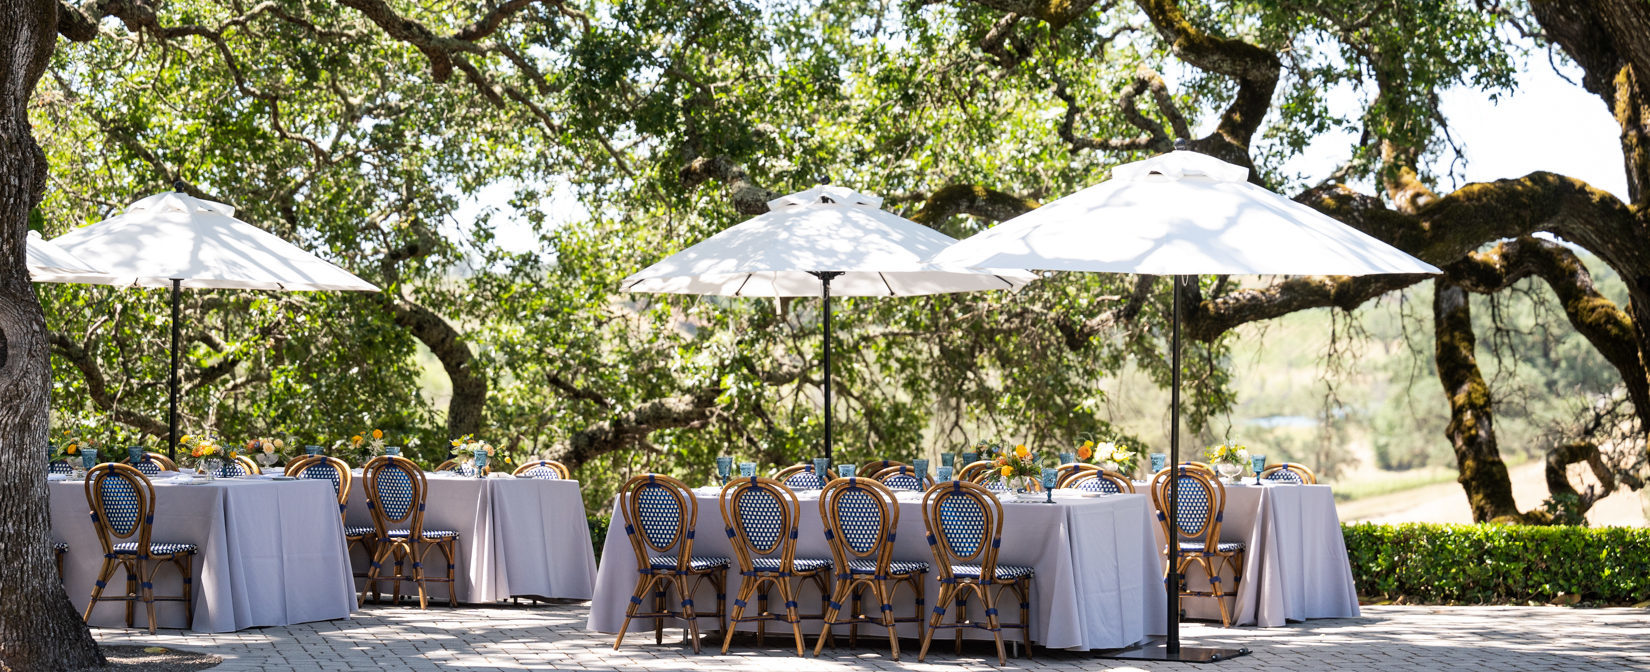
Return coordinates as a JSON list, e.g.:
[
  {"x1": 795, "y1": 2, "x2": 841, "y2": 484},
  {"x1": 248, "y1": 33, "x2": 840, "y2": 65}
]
[
  {"x1": 366, "y1": 528, "x2": 460, "y2": 540},
  {"x1": 344, "y1": 525, "x2": 378, "y2": 537},
  {"x1": 48, "y1": 460, "x2": 75, "y2": 475},
  {"x1": 750, "y1": 556, "x2": 831, "y2": 573},
  {"x1": 54, "y1": 541, "x2": 69, "y2": 552},
  {"x1": 648, "y1": 555, "x2": 731, "y2": 571},
  {"x1": 841, "y1": 558, "x2": 930, "y2": 575},
  {"x1": 359, "y1": 456, "x2": 459, "y2": 609},
  {"x1": 946, "y1": 562, "x2": 1035, "y2": 581},
  {"x1": 110, "y1": 541, "x2": 198, "y2": 556},
  {"x1": 1179, "y1": 541, "x2": 1245, "y2": 554}
]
